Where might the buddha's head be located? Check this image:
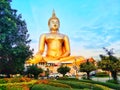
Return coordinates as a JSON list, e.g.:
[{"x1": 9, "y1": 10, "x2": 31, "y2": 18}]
[{"x1": 48, "y1": 10, "x2": 60, "y2": 31}]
